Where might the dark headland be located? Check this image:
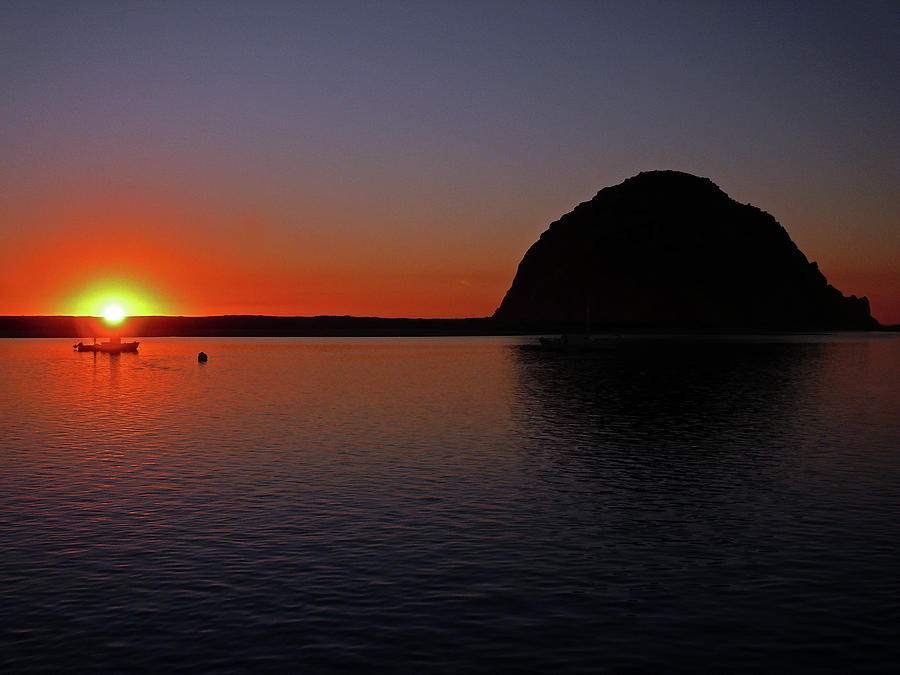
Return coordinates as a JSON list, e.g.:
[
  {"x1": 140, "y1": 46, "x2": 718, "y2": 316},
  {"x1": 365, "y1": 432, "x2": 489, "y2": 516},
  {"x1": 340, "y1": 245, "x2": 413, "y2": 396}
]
[
  {"x1": 495, "y1": 170, "x2": 878, "y2": 331},
  {"x1": 2, "y1": 171, "x2": 885, "y2": 338}
]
